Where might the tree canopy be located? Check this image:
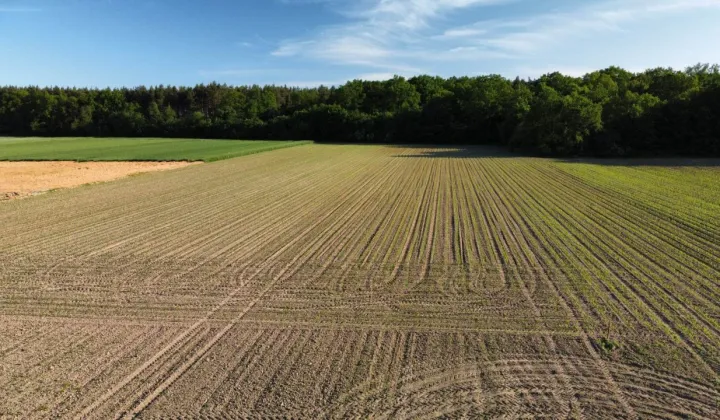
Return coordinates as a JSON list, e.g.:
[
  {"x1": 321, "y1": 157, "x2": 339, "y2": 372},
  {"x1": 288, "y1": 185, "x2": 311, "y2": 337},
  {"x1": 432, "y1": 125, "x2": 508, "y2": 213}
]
[{"x1": 1, "y1": 64, "x2": 719, "y2": 156}]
